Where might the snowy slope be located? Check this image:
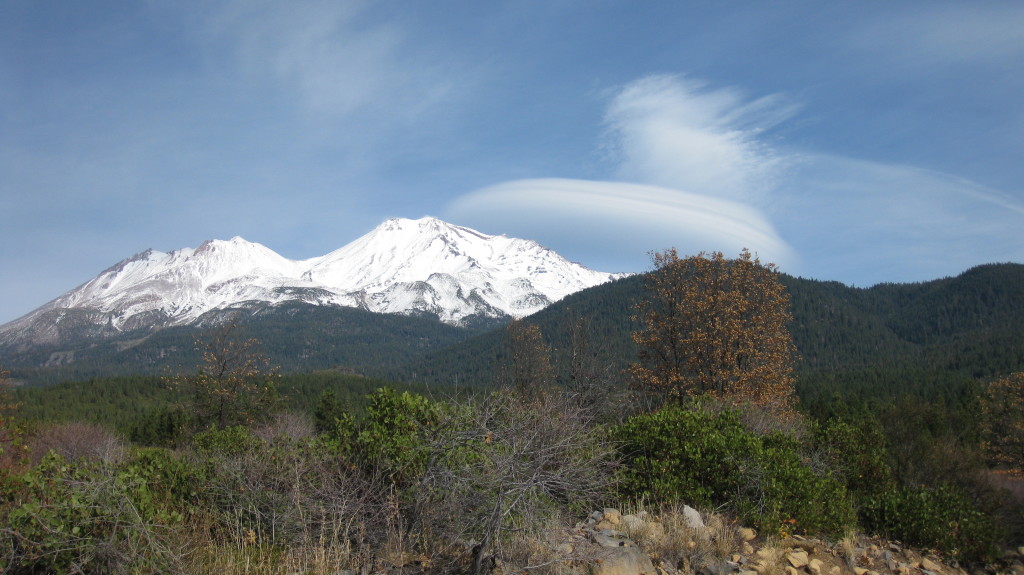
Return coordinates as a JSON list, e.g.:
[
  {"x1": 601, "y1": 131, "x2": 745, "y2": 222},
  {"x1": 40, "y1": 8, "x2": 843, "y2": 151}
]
[{"x1": 0, "y1": 217, "x2": 624, "y2": 347}]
